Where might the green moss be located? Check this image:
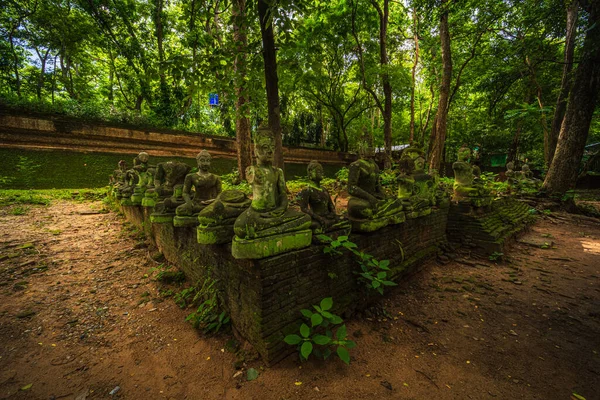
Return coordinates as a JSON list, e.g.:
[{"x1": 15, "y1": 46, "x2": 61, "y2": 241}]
[{"x1": 231, "y1": 230, "x2": 312, "y2": 259}]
